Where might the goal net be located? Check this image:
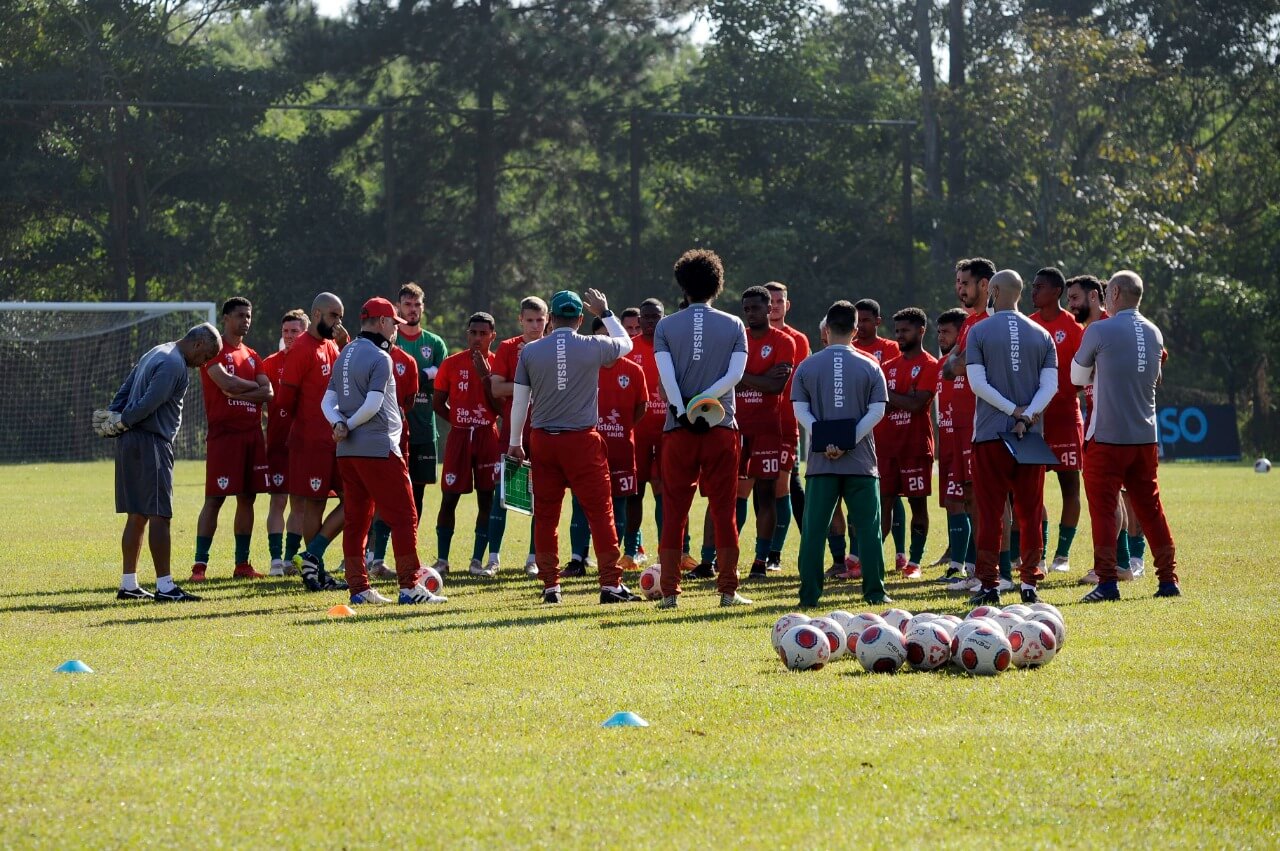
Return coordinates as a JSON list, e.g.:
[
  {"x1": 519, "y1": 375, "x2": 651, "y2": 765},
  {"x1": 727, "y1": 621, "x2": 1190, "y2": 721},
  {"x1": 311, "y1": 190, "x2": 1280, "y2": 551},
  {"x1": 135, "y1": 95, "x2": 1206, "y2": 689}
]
[{"x1": 0, "y1": 302, "x2": 216, "y2": 464}]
